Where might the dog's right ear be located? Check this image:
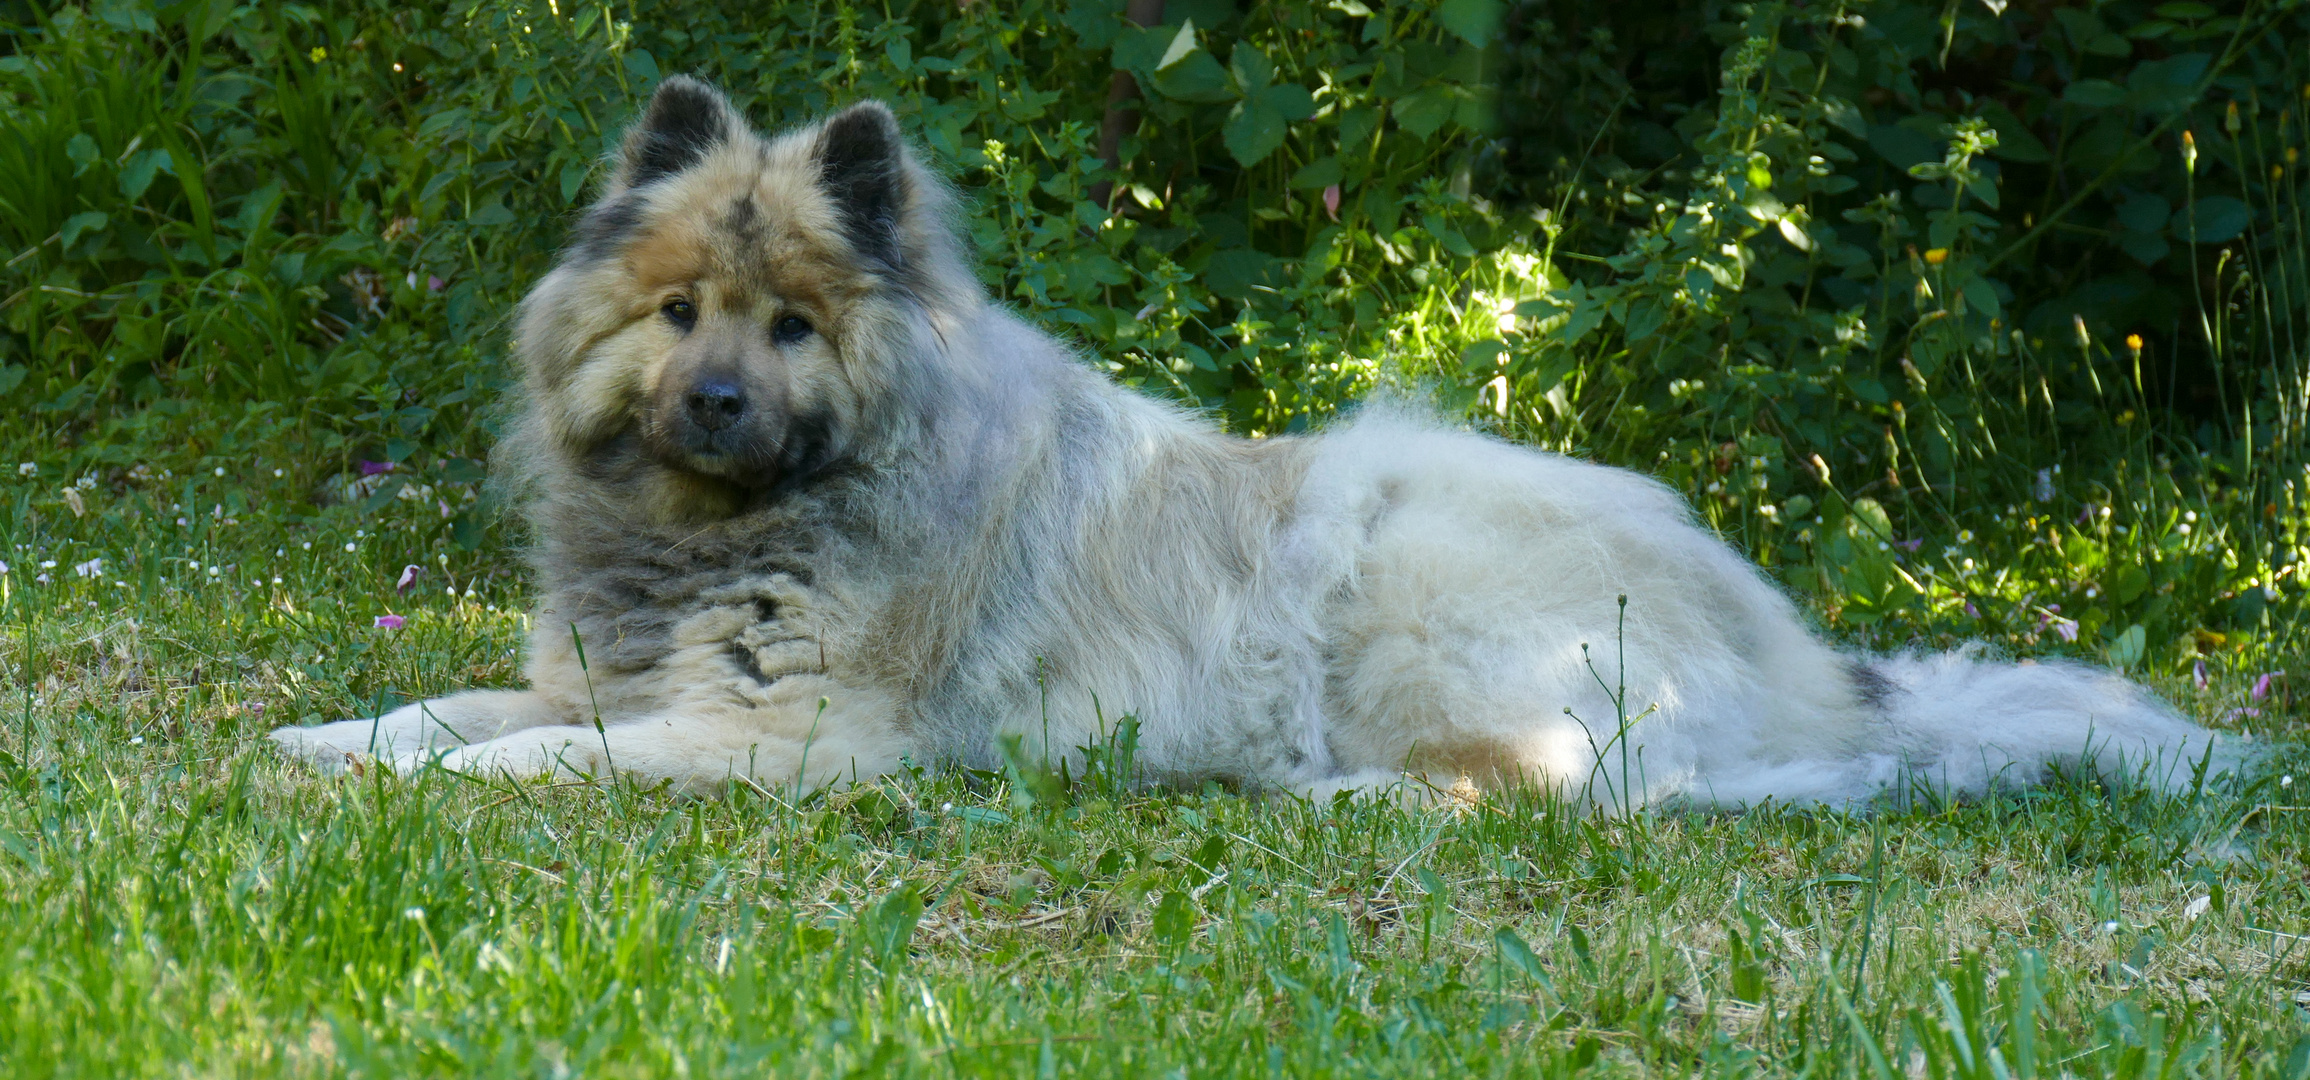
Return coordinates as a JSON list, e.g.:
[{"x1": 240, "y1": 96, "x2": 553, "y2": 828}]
[{"x1": 610, "y1": 76, "x2": 743, "y2": 191}]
